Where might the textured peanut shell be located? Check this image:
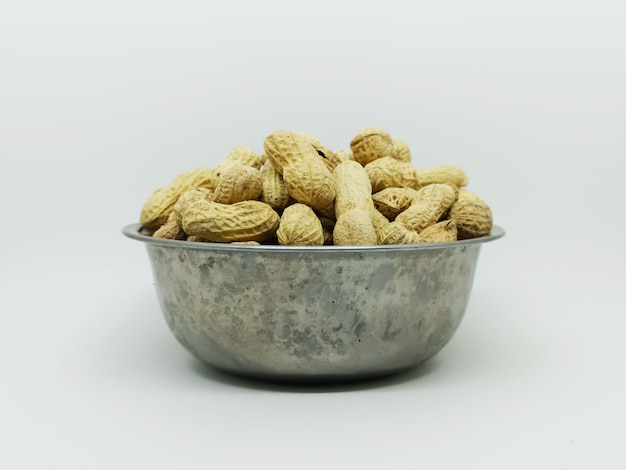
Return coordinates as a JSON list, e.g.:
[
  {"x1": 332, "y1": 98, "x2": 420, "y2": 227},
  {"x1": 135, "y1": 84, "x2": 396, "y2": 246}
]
[
  {"x1": 263, "y1": 131, "x2": 318, "y2": 174},
  {"x1": 457, "y1": 189, "x2": 482, "y2": 202},
  {"x1": 392, "y1": 140, "x2": 411, "y2": 162},
  {"x1": 172, "y1": 188, "x2": 213, "y2": 225},
  {"x1": 419, "y1": 220, "x2": 458, "y2": 243},
  {"x1": 372, "y1": 187, "x2": 421, "y2": 220},
  {"x1": 395, "y1": 184, "x2": 458, "y2": 233},
  {"x1": 333, "y1": 209, "x2": 377, "y2": 246},
  {"x1": 379, "y1": 221, "x2": 421, "y2": 245},
  {"x1": 152, "y1": 213, "x2": 185, "y2": 240},
  {"x1": 297, "y1": 132, "x2": 342, "y2": 172},
  {"x1": 212, "y1": 164, "x2": 263, "y2": 204},
  {"x1": 182, "y1": 200, "x2": 280, "y2": 243},
  {"x1": 333, "y1": 161, "x2": 375, "y2": 217},
  {"x1": 223, "y1": 146, "x2": 263, "y2": 169},
  {"x1": 370, "y1": 208, "x2": 390, "y2": 244},
  {"x1": 263, "y1": 131, "x2": 336, "y2": 210},
  {"x1": 261, "y1": 160, "x2": 290, "y2": 210},
  {"x1": 335, "y1": 150, "x2": 355, "y2": 163},
  {"x1": 282, "y1": 163, "x2": 336, "y2": 211},
  {"x1": 276, "y1": 203, "x2": 324, "y2": 246},
  {"x1": 140, "y1": 168, "x2": 218, "y2": 230},
  {"x1": 350, "y1": 127, "x2": 395, "y2": 166},
  {"x1": 364, "y1": 157, "x2": 419, "y2": 193},
  {"x1": 415, "y1": 165, "x2": 468, "y2": 189},
  {"x1": 449, "y1": 197, "x2": 493, "y2": 240}
]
